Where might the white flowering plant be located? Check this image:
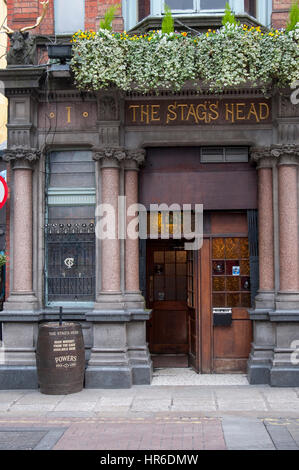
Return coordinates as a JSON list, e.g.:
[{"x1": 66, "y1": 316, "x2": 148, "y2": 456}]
[{"x1": 70, "y1": 23, "x2": 299, "y2": 94}]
